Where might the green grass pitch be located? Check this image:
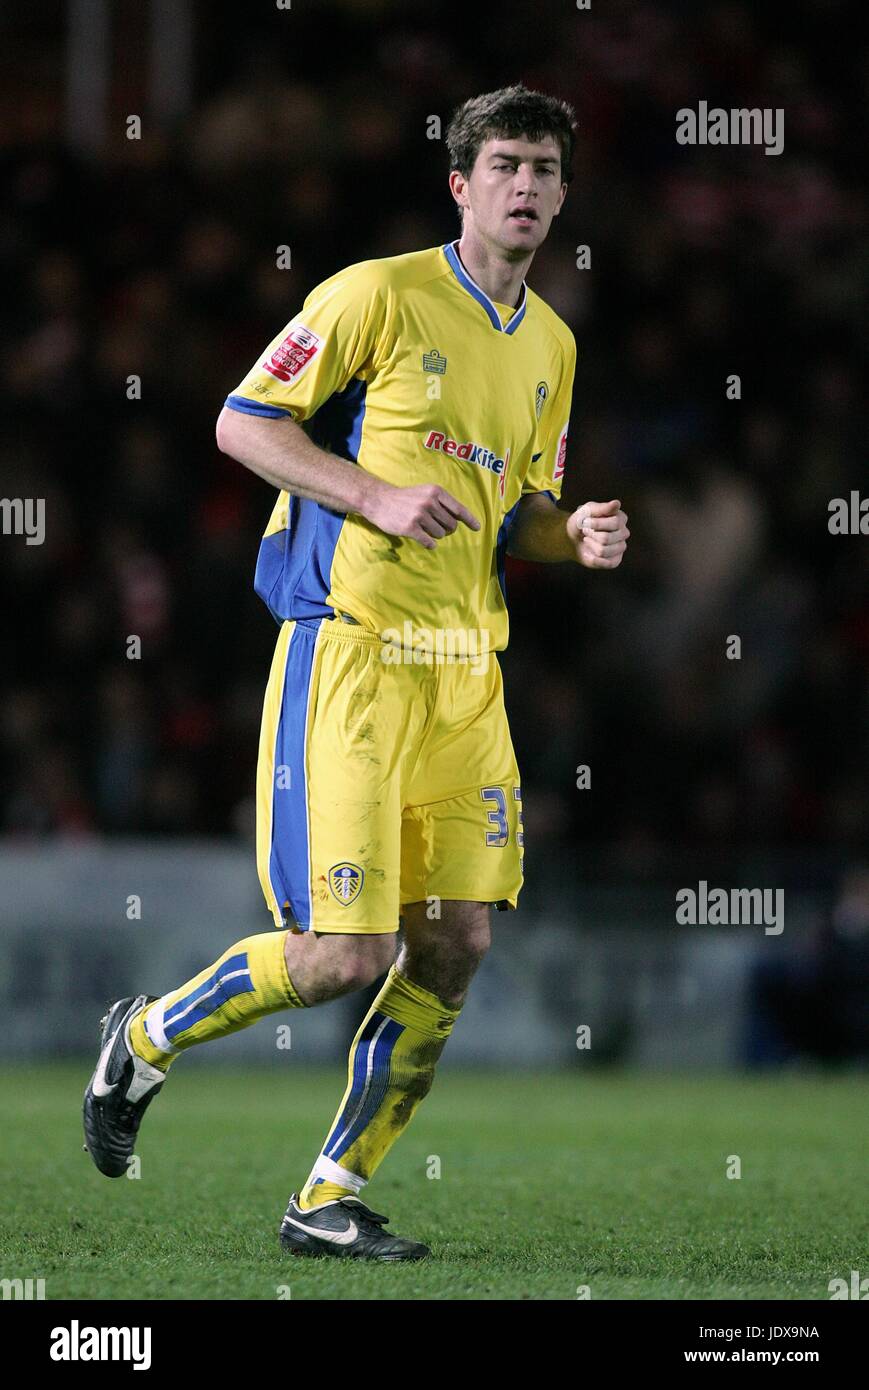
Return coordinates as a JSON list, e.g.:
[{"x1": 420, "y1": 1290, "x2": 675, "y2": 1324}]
[{"x1": 1, "y1": 1064, "x2": 866, "y2": 1300}]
